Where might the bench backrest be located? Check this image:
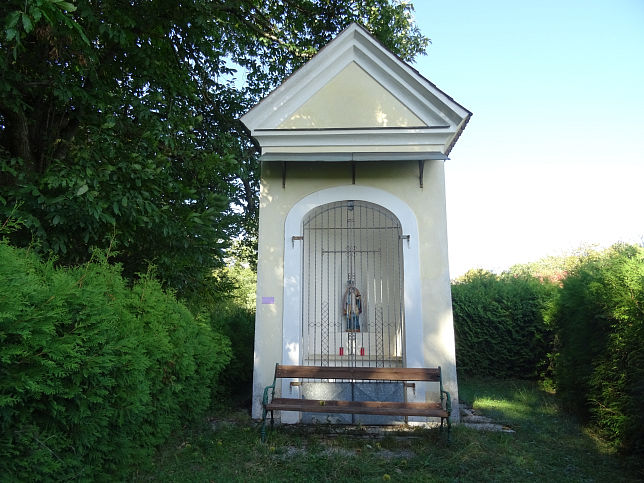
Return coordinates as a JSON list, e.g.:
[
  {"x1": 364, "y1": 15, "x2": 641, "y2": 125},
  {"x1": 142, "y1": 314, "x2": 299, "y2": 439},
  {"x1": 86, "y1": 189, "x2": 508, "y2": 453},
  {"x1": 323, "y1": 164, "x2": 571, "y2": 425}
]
[{"x1": 275, "y1": 364, "x2": 441, "y2": 382}]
